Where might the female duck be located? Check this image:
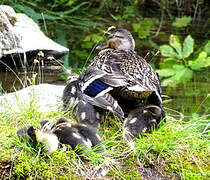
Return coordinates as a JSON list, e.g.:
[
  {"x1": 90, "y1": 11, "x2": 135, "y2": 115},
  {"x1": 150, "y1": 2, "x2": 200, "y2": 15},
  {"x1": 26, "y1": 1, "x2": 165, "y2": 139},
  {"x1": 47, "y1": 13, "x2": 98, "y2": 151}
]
[{"x1": 77, "y1": 28, "x2": 165, "y2": 120}]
